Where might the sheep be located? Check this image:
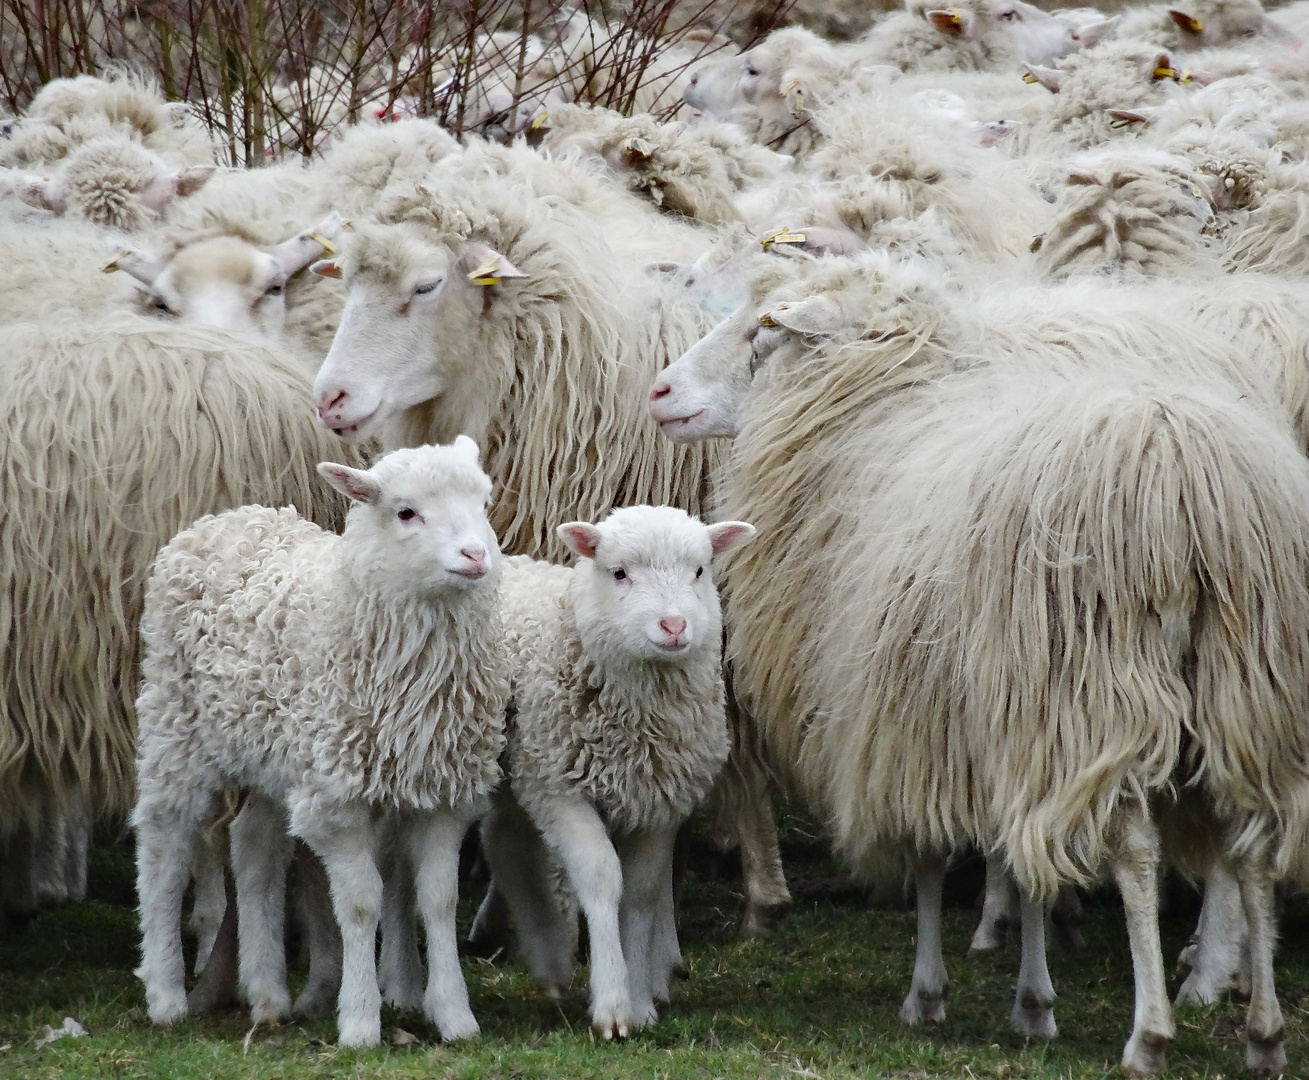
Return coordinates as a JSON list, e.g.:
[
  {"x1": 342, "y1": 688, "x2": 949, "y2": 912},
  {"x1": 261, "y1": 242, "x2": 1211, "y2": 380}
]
[
  {"x1": 647, "y1": 250, "x2": 1309, "y2": 1074},
  {"x1": 854, "y1": 0, "x2": 1085, "y2": 74},
  {"x1": 1118, "y1": 0, "x2": 1299, "y2": 52},
  {"x1": 0, "y1": 309, "x2": 362, "y2": 921},
  {"x1": 11, "y1": 137, "x2": 215, "y2": 230},
  {"x1": 311, "y1": 159, "x2": 792, "y2": 937},
  {"x1": 0, "y1": 217, "x2": 141, "y2": 323},
  {"x1": 133, "y1": 438, "x2": 510, "y2": 1046},
  {"x1": 447, "y1": 508, "x2": 754, "y2": 1036}
]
